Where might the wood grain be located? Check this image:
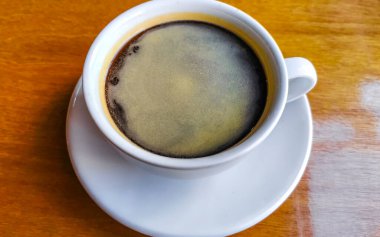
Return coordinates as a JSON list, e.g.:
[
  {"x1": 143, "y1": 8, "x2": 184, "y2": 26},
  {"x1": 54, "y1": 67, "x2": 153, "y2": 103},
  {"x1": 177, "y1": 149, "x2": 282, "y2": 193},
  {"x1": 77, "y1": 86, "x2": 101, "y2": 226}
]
[{"x1": 0, "y1": 0, "x2": 379, "y2": 236}]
